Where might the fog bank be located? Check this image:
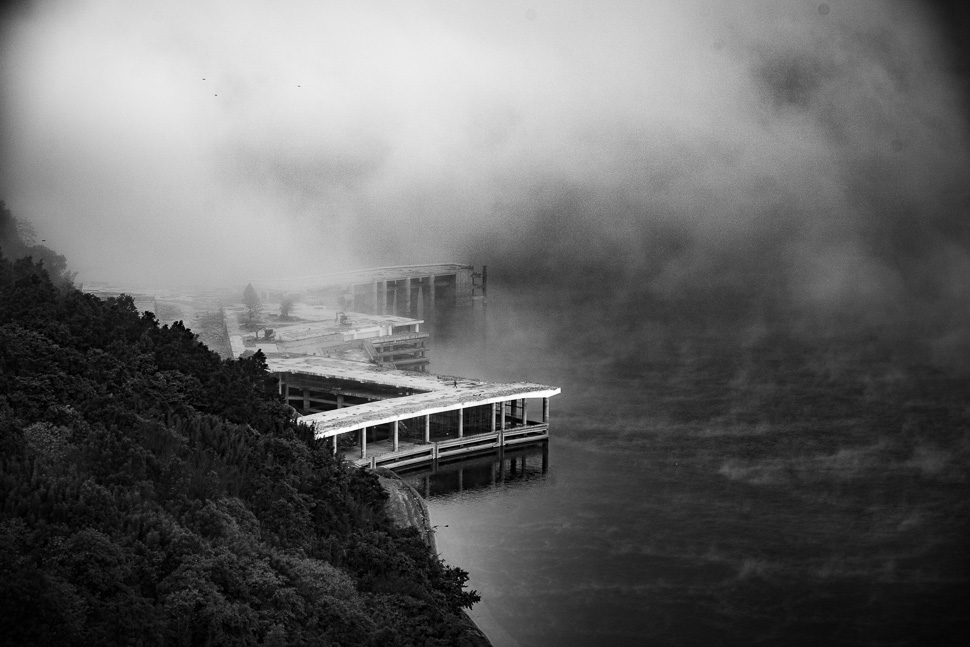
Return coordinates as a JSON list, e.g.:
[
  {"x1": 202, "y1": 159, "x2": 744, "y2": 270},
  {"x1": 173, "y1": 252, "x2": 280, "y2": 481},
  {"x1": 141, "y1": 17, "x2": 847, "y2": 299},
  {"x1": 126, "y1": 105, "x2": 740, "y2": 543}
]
[{"x1": 2, "y1": 1, "x2": 968, "y2": 346}]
